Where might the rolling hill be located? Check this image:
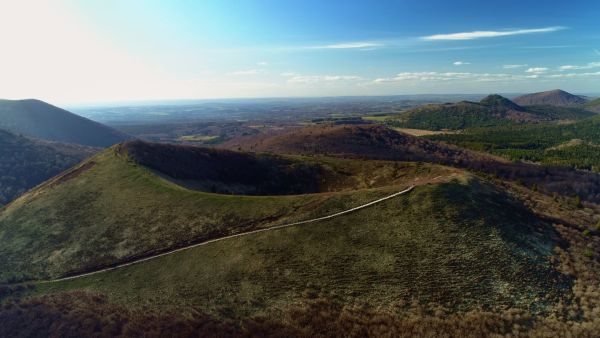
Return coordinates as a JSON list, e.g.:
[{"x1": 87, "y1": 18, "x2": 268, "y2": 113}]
[
  {"x1": 5, "y1": 169, "x2": 586, "y2": 336},
  {"x1": 513, "y1": 89, "x2": 587, "y2": 106},
  {"x1": 223, "y1": 124, "x2": 600, "y2": 203},
  {"x1": 0, "y1": 140, "x2": 453, "y2": 282},
  {"x1": 35, "y1": 177, "x2": 570, "y2": 318},
  {"x1": 384, "y1": 94, "x2": 591, "y2": 130},
  {"x1": 222, "y1": 123, "x2": 486, "y2": 164},
  {"x1": 0, "y1": 128, "x2": 97, "y2": 204},
  {"x1": 0, "y1": 136, "x2": 598, "y2": 336},
  {"x1": 0, "y1": 99, "x2": 128, "y2": 147}
]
